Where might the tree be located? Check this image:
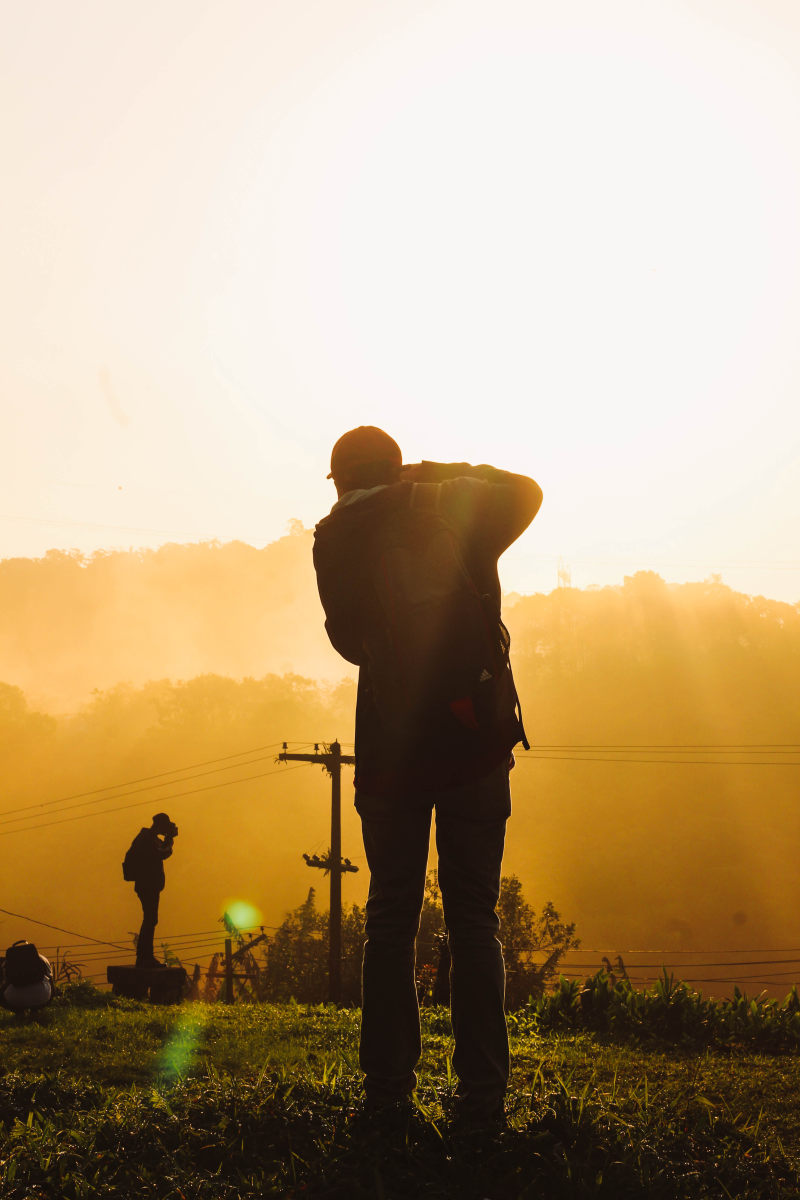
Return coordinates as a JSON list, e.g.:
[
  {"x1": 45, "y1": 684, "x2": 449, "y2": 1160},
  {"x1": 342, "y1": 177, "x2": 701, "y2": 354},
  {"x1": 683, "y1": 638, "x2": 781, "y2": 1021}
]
[
  {"x1": 415, "y1": 871, "x2": 579, "y2": 1010},
  {"x1": 414, "y1": 871, "x2": 448, "y2": 1005},
  {"x1": 265, "y1": 888, "x2": 326, "y2": 1001},
  {"x1": 266, "y1": 888, "x2": 365, "y2": 1004},
  {"x1": 497, "y1": 876, "x2": 580, "y2": 1008}
]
